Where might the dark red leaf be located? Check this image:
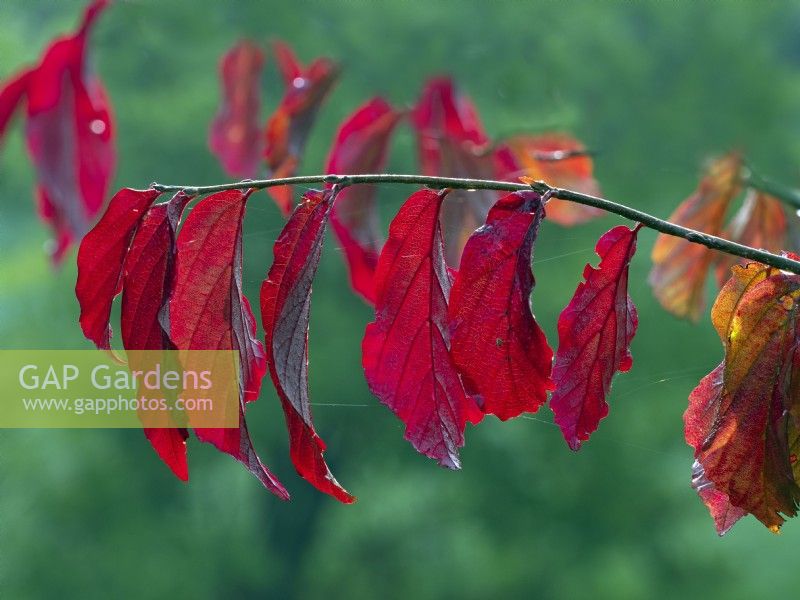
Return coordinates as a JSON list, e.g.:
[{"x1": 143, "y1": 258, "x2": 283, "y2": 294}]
[
  {"x1": 170, "y1": 189, "x2": 288, "y2": 499},
  {"x1": 263, "y1": 40, "x2": 339, "y2": 215},
  {"x1": 363, "y1": 189, "x2": 481, "y2": 468},
  {"x1": 209, "y1": 40, "x2": 265, "y2": 178},
  {"x1": 448, "y1": 191, "x2": 553, "y2": 421},
  {"x1": 15, "y1": 0, "x2": 115, "y2": 262},
  {"x1": 121, "y1": 192, "x2": 193, "y2": 481},
  {"x1": 261, "y1": 189, "x2": 354, "y2": 503},
  {"x1": 325, "y1": 97, "x2": 402, "y2": 303},
  {"x1": 411, "y1": 77, "x2": 498, "y2": 266},
  {"x1": 76, "y1": 187, "x2": 161, "y2": 350},
  {"x1": 550, "y1": 225, "x2": 640, "y2": 450}
]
